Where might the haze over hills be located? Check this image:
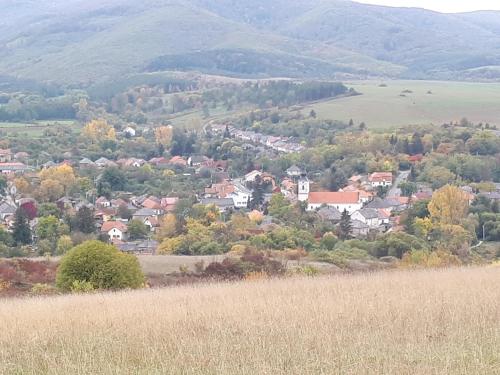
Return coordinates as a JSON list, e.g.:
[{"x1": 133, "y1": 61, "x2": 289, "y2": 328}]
[{"x1": 3, "y1": 0, "x2": 500, "y2": 85}]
